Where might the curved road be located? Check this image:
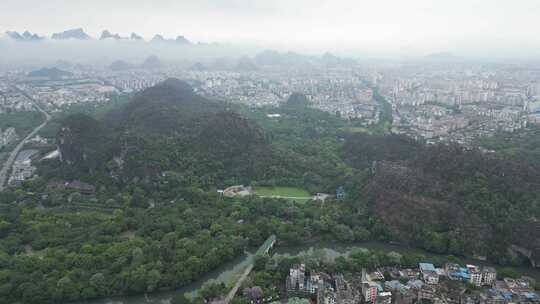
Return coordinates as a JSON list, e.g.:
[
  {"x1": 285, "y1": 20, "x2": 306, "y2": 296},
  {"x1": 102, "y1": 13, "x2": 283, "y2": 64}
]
[{"x1": 0, "y1": 86, "x2": 50, "y2": 192}]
